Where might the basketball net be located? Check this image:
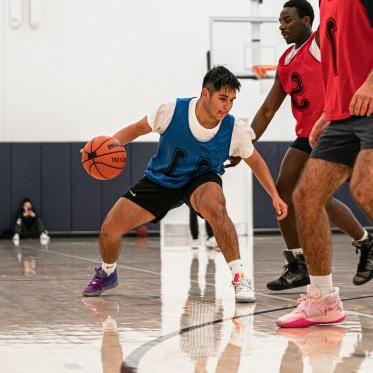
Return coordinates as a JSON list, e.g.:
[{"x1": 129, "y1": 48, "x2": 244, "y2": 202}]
[{"x1": 252, "y1": 64, "x2": 277, "y2": 79}]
